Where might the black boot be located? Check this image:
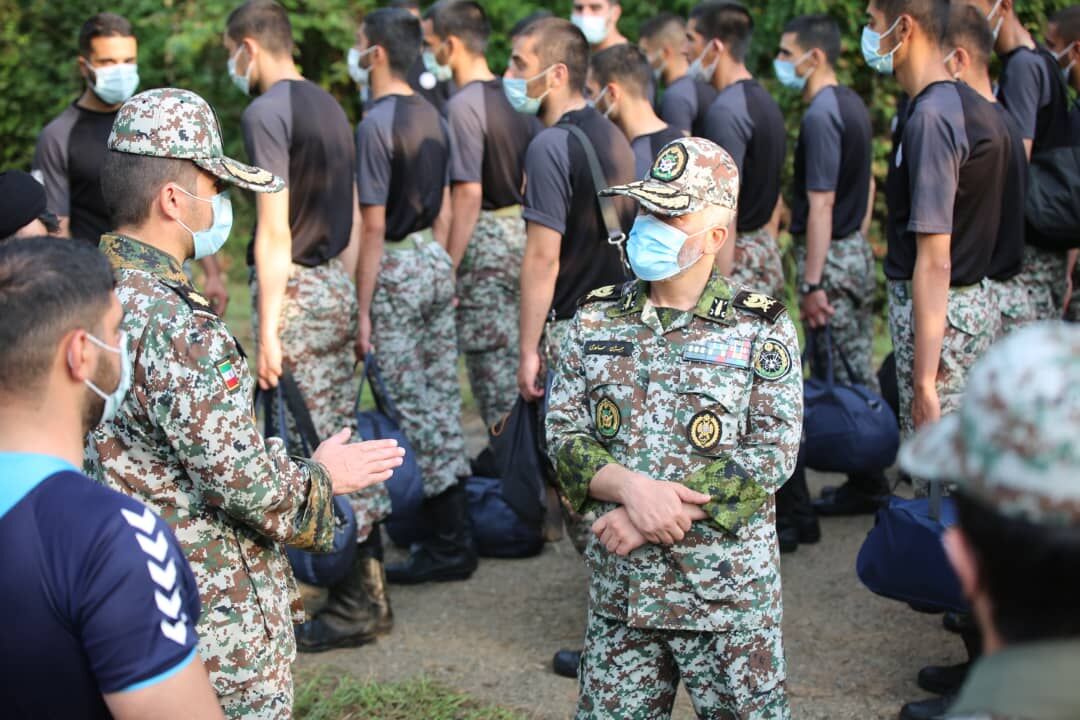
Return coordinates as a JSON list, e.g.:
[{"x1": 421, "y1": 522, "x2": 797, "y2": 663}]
[
  {"x1": 777, "y1": 460, "x2": 820, "y2": 553},
  {"x1": 917, "y1": 663, "x2": 970, "y2": 695},
  {"x1": 899, "y1": 695, "x2": 954, "y2": 720},
  {"x1": 553, "y1": 649, "x2": 582, "y2": 678},
  {"x1": 295, "y1": 529, "x2": 394, "y2": 653},
  {"x1": 813, "y1": 470, "x2": 888, "y2": 516},
  {"x1": 386, "y1": 481, "x2": 478, "y2": 584}
]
